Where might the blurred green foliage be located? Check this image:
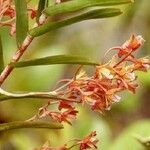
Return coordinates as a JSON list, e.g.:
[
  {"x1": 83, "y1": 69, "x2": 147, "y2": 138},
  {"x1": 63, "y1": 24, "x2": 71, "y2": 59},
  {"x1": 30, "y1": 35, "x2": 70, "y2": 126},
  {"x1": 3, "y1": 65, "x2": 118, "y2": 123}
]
[{"x1": 0, "y1": 0, "x2": 150, "y2": 150}]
